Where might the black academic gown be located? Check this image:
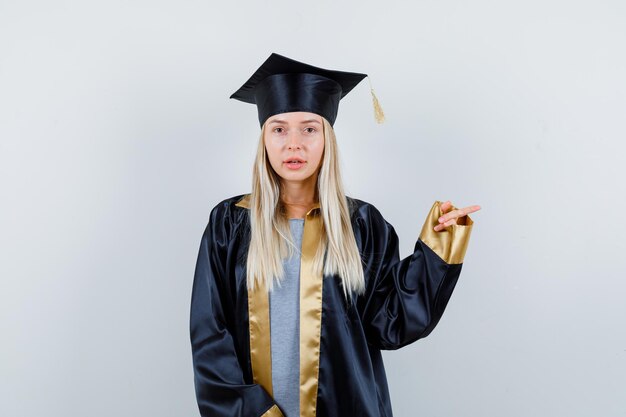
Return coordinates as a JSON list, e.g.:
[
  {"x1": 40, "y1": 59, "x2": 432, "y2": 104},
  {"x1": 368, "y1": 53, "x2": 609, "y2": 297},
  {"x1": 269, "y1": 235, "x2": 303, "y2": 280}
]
[{"x1": 190, "y1": 193, "x2": 474, "y2": 417}]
